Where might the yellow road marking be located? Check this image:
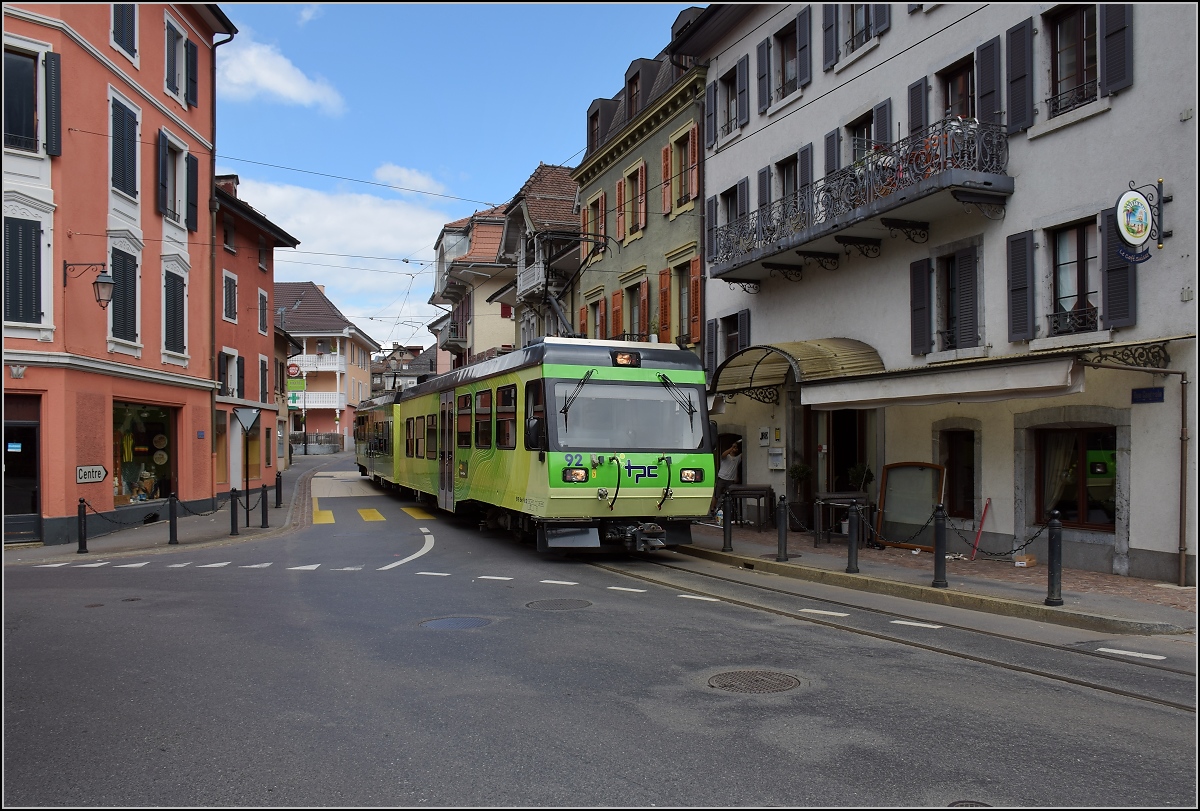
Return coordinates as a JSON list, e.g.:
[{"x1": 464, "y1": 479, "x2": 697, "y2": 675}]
[
  {"x1": 402, "y1": 507, "x2": 436, "y2": 520},
  {"x1": 358, "y1": 508, "x2": 386, "y2": 521},
  {"x1": 312, "y1": 497, "x2": 334, "y2": 524}
]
